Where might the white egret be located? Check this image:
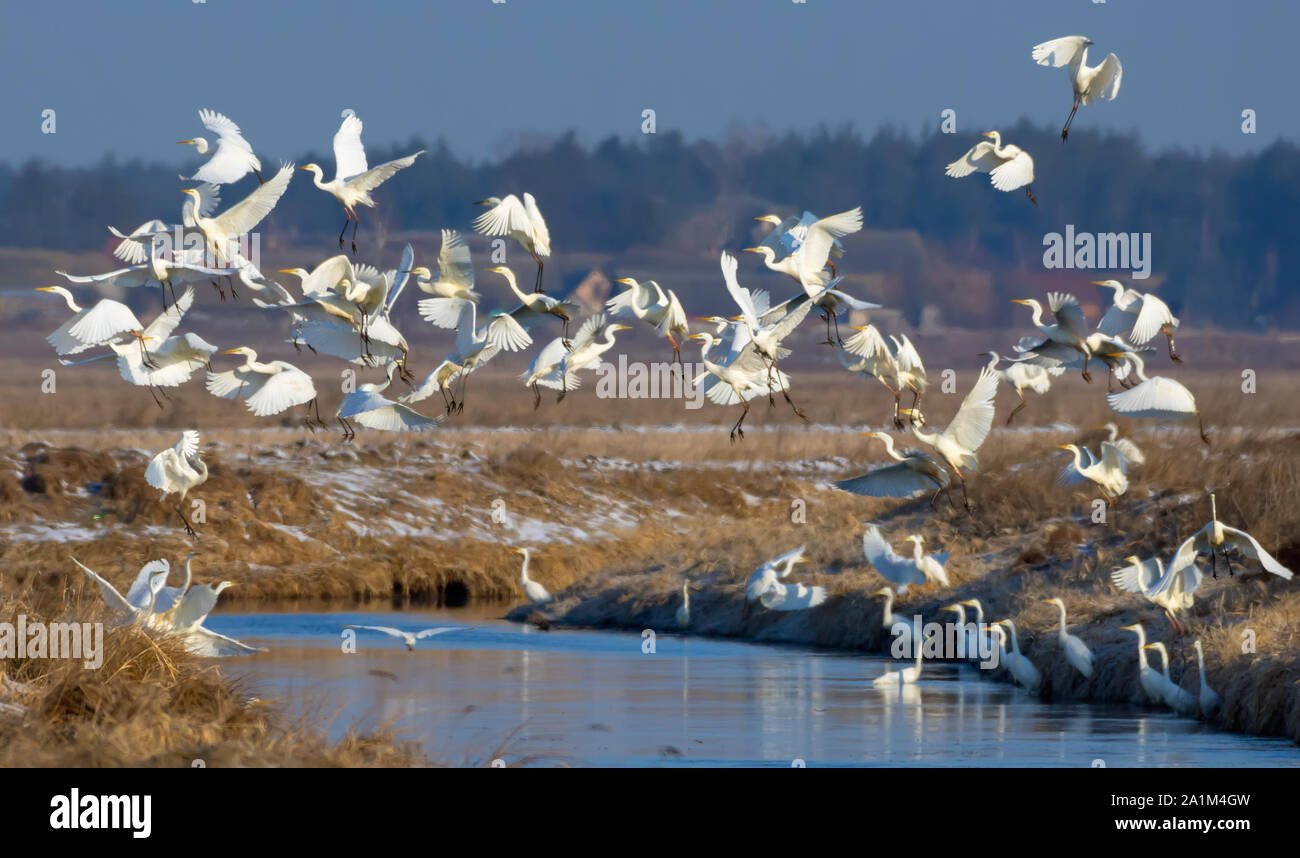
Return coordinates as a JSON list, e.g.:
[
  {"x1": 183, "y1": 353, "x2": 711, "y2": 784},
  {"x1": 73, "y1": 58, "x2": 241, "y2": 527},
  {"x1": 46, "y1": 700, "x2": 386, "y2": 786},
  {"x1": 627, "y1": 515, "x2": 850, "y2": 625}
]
[
  {"x1": 206, "y1": 347, "x2": 321, "y2": 426},
  {"x1": 607, "y1": 277, "x2": 691, "y2": 363},
  {"x1": 897, "y1": 366, "x2": 1000, "y2": 512},
  {"x1": 1144, "y1": 643, "x2": 1198, "y2": 715},
  {"x1": 56, "y1": 287, "x2": 215, "y2": 408},
  {"x1": 841, "y1": 326, "x2": 927, "y2": 427},
  {"x1": 165, "y1": 579, "x2": 265, "y2": 657},
  {"x1": 345, "y1": 625, "x2": 472, "y2": 651},
  {"x1": 401, "y1": 359, "x2": 465, "y2": 415},
  {"x1": 1093, "y1": 280, "x2": 1182, "y2": 363},
  {"x1": 719, "y1": 251, "x2": 813, "y2": 420},
  {"x1": 910, "y1": 536, "x2": 950, "y2": 586},
  {"x1": 688, "y1": 330, "x2": 791, "y2": 441},
  {"x1": 871, "y1": 646, "x2": 924, "y2": 689},
  {"x1": 35, "y1": 286, "x2": 143, "y2": 357},
  {"x1": 485, "y1": 266, "x2": 579, "y2": 344},
  {"x1": 754, "y1": 211, "x2": 847, "y2": 273},
  {"x1": 421, "y1": 299, "x2": 532, "y2": 412},
  {"x1": 675, "y1": 581, "x2": 691, "y2": 628},
  {"x1": 859, "y1": 525, "x2": 927, "y2": 594},
  {"x1": 1121, "y1": 623, "x2": 1167, "y2": 704},
  {"x1": 945, "y1": 131, "x2": 1037, "y2": 205},
  {"x1": 173, "y1": 163, "x2": 295, "y2": 264},
  {"x1": 523, "y1": 316, "x2": 630, "y2": 406},
  {"x1": 57, "y1": 252, "x2": 235, "y2": 311},
  {"x1": 145, "y1": 430, "x2": 208, "y2": 536},
  {"x1": 752, "y1": 571, "x2": 827, "y2": 612},
  {"x1": 745, "y1": 547, "x2": 807, "y2": 600},
  {"x1": 179, "y1": 109, "x2": 263, "y2": 185},
  {"x1": 1043, "y1": 597, "x2": 1094, "y2": 678},
  {"x1": 834, "y1": 431, "x2": 953, "y2": 508},
  {"x1": 979, "y1": 351, "x2": 1056, "y2": 424},
  {"x1": 1032, "y1": 36, "x2": 1122, "y2": 141},
  {"x1": 72, "y1": 557, "x2": 170, "y2": 628},
  {"x1": 1110, "y1": 554, "x2": 1197, "y2": 637},
  {"x1": 1104, "y1": 422, "x2": 1144, "y2": 465},
  {"x1": 991, "y1": 620, "x2": 1040, "y2": 692},
  {"x1": 1012, "y1": 293, "x2": 1093, "y2": 381},
  {"x1": 514, "y1": 547, "x2": 553, "y2": 606},
  {"x1": 941, "y1": 603, "x2": 983, "y2": 662},
  {"x1": 473, "y1": 193, "x2": 551, "y2": 292},
  {"x1": 1167, "y1": 492, "x2": 1294, "y2": 583},
  {"x1": 336, "y1": 362, "x2": 443, "y2": 440},
  {"x1": 1057, "y1": 442, "x2": 1129, "y2": 507},
  {"x1": 1104, "y1": 352, "x2": 1207, "y2": 443},
  {"x1": 277, "y1": 255, "x2": 355, "y2": 297},
  {"x1": 412, "y1": 229, "x2": 480, "y2": 301},
  {"x1": 874, "y1": 586, "x2": 922, "y2": 655},
  {"x1": 300, "y1": 114, "x2": 424, "y2": 253},
  {"x1": 744, "y1": 248, "x2": 878, "y2": 344},
  {"x1": 1192, "y1": 640, "x2": 1221, "y2": 717}
]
